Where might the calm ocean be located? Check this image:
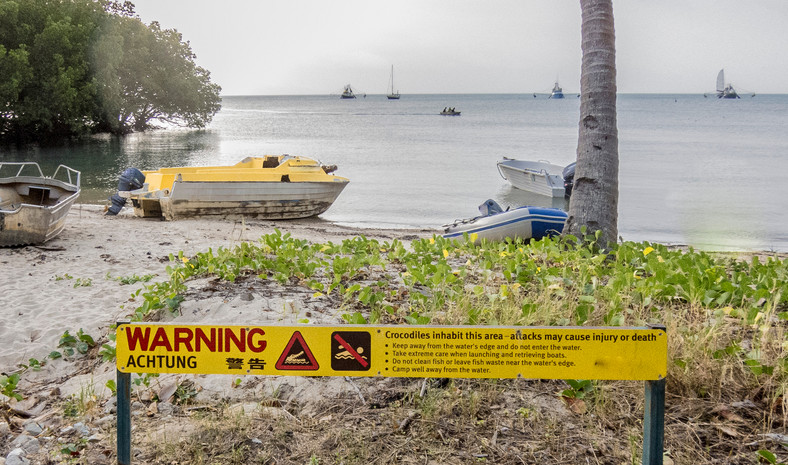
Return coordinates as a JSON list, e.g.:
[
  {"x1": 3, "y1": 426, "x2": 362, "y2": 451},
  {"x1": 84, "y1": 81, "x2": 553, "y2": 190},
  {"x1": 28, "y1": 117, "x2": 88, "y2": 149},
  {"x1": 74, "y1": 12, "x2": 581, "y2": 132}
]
[{"x1": 2, "y1": 93, "x2": 787, "y2": 252}]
